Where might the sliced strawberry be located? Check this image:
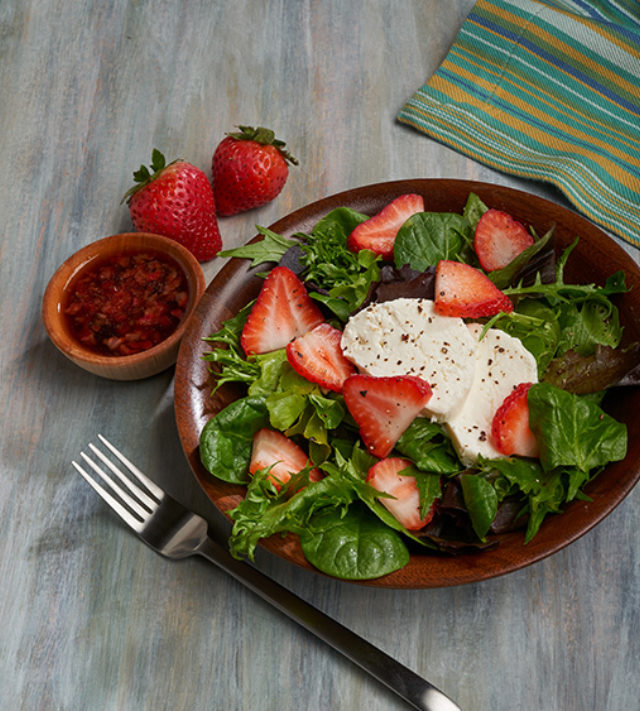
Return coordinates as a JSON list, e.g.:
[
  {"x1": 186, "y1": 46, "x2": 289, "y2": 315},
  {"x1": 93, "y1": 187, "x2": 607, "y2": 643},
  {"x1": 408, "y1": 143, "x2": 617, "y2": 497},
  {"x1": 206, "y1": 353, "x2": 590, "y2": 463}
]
[
  {"x1": 491, "y1": 382, "x2": 539, "y2": 458},
  {"x1": 249, "y1": 428, "x2": 322, "y2": 489},
  {"x1": 241, "y1": 266, "x2": 324, "y2": 355},
  {"x1": 434, "y1": 260, "x2": 514, "y2": 317},
  {"x1": 346, "y1": 193, "x2": 424, "y2": 260},
  {"x1": 366, "y1": 457, "x2": 435, "y2": 530},
  {"x1": 342, "y1": 374, "x2": 432, "y2": 458},
  {"x1": 474, "y1": 209, "x2": 534, "y2": 272},
  {"x1": 286, "y1": 323, "x2": 356, "y2": 392}
]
